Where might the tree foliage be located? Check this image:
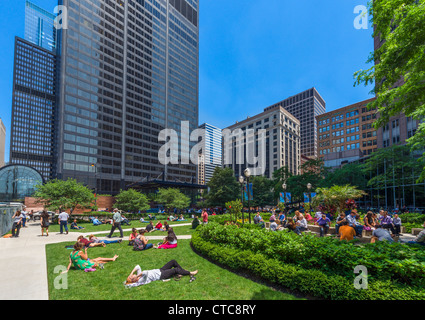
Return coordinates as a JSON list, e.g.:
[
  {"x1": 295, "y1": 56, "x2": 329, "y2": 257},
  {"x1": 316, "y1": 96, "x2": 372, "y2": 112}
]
[
  {"x1": 205, "y1": 167, "x2": 240, "y2": 206},
  {"x1": 34, "y1": 178, "x2": 95, "y2": 212},
  {"x1": 354, "y1": 0, "x2": 425, "y2": 181},
  {"x1": 312, "y1": 185, "x2": 366, "y2": 215},
  {"x1": 114, "y1": 189, "x2": 150, "y2": 213},
  {"x1": 156, "y1": 188, "x2": 191, "y2": 212}
]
